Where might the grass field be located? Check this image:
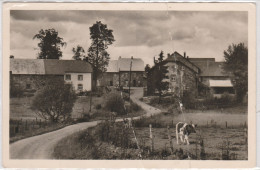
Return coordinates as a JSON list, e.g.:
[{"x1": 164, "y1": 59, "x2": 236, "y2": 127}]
[{"x1": 53, "y1": 109, "x2": 248, "y2": 160}]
